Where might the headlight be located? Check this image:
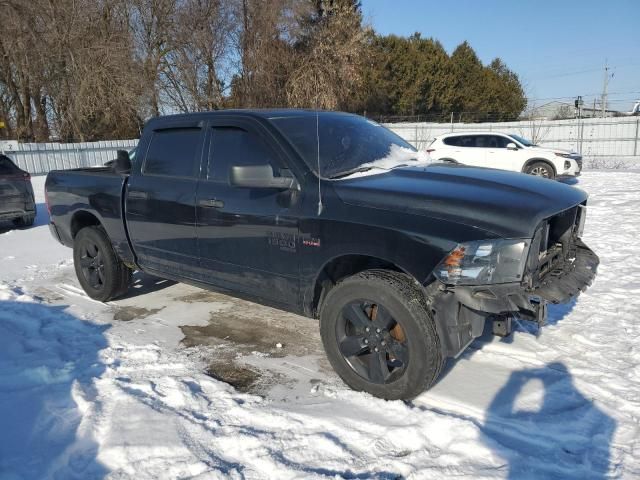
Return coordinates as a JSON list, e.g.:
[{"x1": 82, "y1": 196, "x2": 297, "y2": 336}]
[
  {"x1": 434, "y1": 239, "x2": 529, "y2": 285},
  {"x1": 554, "y1": 152, "x2": 573, "y2": 158}
]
